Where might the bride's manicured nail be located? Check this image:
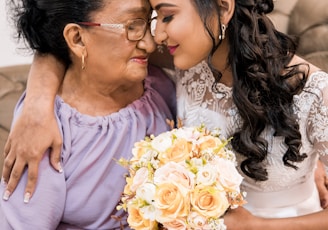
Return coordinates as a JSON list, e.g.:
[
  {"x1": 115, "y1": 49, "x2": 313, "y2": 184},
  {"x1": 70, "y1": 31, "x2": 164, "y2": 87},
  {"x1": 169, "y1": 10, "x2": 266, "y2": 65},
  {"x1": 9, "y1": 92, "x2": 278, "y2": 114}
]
[
  {"x1": 1, "y1": 177, "x2": 7, "y2": 186},
  {"x1": 3, "y1": 190, "x2": 11, "y2": 201},
  {"x1": 24, "y1": 192, "x2": 31, "y2": 203},
  {"x1": 58, "y1": 162, "x2": 63, "y2": 173}
]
